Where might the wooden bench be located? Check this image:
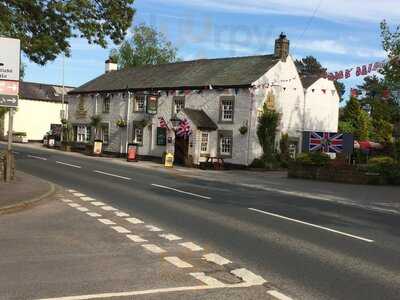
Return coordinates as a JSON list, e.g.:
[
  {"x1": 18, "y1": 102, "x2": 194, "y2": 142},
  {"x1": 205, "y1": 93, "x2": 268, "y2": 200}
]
[{"x1": 205, "y1": 156, "x2": 225, "y2": 170}]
